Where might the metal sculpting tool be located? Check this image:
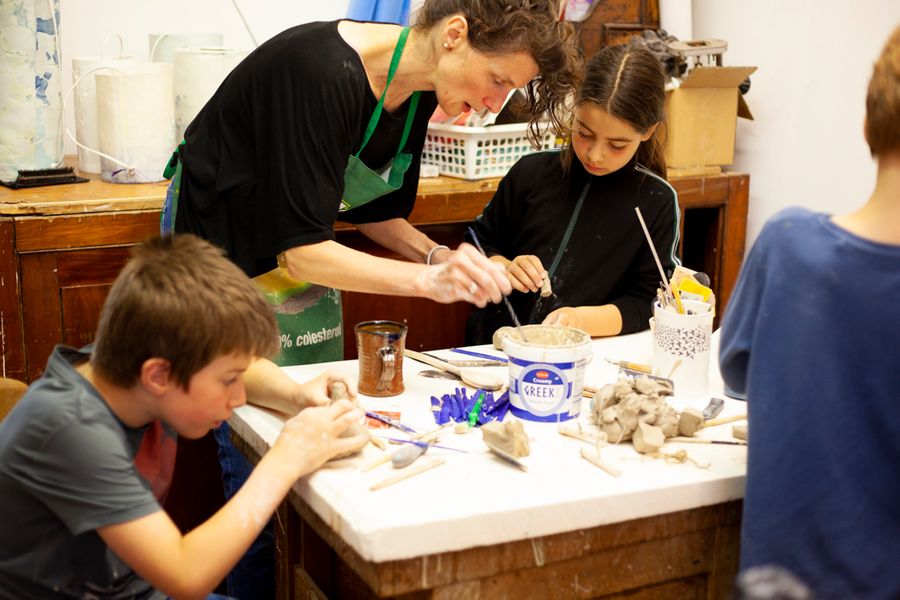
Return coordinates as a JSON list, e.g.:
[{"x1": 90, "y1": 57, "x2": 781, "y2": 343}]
[{"x1": 467, "y1": 227, "x2": 529, "y2": 342}]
